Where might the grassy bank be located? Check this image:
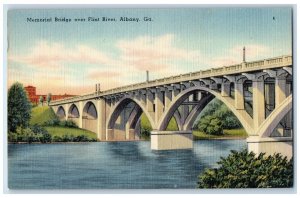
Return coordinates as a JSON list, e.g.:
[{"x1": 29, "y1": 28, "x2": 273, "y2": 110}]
[
  {"x1": 28, "y1": 106, "x2": 97, "y2": 142},
  {"x1": 30, "y1": 106, "x2": 57, "y2": 125},
  {"x1": 193, "y1": 128, "x2": 248, "y2": 140},
  {"x1": 45, "y1": 126, "x2": 97, "y2": 139}
]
